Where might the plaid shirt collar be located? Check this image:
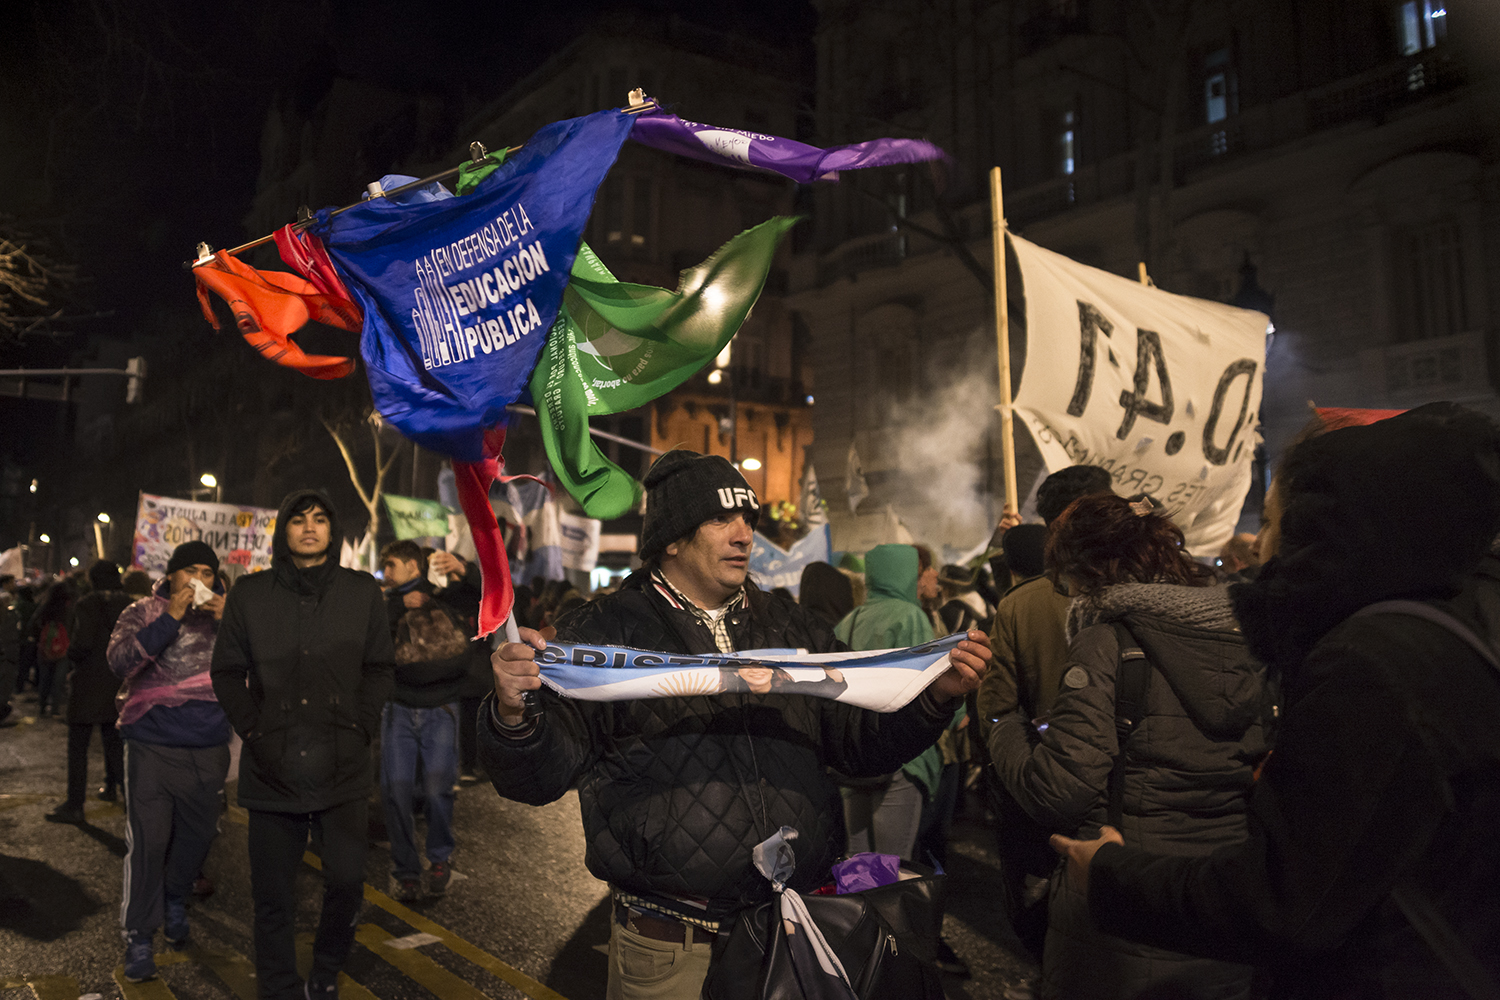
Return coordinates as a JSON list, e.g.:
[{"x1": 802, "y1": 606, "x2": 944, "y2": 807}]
[{"x1": 650, "y1": 570, "x2": 746, "y2": 654}]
